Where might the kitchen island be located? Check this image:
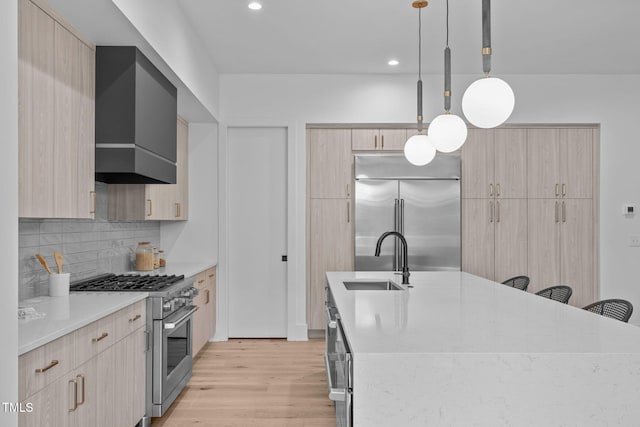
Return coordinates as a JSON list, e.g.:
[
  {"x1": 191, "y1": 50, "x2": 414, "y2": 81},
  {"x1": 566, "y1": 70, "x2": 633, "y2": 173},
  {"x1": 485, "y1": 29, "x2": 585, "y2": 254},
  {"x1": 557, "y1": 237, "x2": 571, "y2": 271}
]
[{"x1": 326, "y1": 271, "x2": 640, "y2": 426}]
